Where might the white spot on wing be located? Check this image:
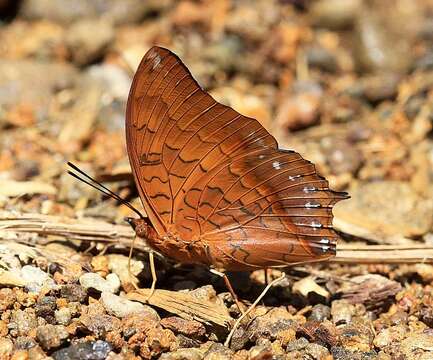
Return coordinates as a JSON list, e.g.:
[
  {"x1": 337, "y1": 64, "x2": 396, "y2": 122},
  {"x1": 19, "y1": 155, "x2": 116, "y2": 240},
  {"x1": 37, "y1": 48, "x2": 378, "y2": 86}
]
[
  {"x1": 272, "y1": 161, "x2": 281, "y2": 170},
  {"x1": 152, "y1": 53, "x2": 162, "y2": 70},
  {"x1": 303, "y1": 186, "x2": 316, "y2": 193},
  {"x1": 310, "y1": 221, "x2": 322, "y2": 228}
]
